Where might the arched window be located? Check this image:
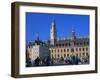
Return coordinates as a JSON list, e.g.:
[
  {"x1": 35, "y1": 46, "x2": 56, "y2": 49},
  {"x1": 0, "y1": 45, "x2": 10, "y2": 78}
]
[
  {"x1": 67, "y1": 54, "x2": 69, "y2": 57},
  {"x1": 82, "y1": 53, "x2": 85, "y2": 56},
  {"x1": 79, "y1": 48, "x2": 81, "y2": 51},
  {"x1": 84, "y1": 42, "x2": 86, "y2": 45},
  {"x1": 80, "y1": 43, "x2": 82, "y2": 46},
  {"x1": 66, "y1": 43, "x2": 67, "y2": 46},
  {"x1": 86, "y1": 47, "x2": 88, "y2": 51},
  {"x1": 52, "y1": 49, "x2": 53, "y2": 53},
  {"x1": 58, "y1": 54, "x2": 59, "y2": 57},
  {"x1": 55, "y1": 49, "x2": 56, "y2": 53},
  {"x1": 55, "y1": 54, "x2": 56, "y2": 58},
  {"x1": 76, "y1": 48, "x2": 78, "y2": 51},
  {"x1": 56, "y1": 44, "x2": 58, "y2": 47},
  {"x1": 79, "y1": 53, "x2": 81, "y2": 57},
  {"x1": 64, "y1": 49, "x2": 66, "y2": 52},
  {"x1": 62, "y1": 44, "x2": 64, "y2": 47},
  {"x1": 64, "y1": 54, "x2": 66, "y2": 57},
  {"x1": 52, "y1": 54, "x2": 53, "y2": 58},
  {"x1": 67, "y1": 49, "x2": 69, "y2": 52},
  {"x1": 76, "y1": 53, "x2": 78, "y2": 56},
  {"x1": 74, "y1": 42, "x2": 76, "y2": 46},
  {"x1": 58, "y1": 49, "x2": 59, "y2": 53},
  {"x1": 83, "y1": 48, "x2": 84, "y2": 51},
  {"x1": 87, "y1": 42, "x2": 89, "y2": 45},
  {"x1": 71, "y1": 48, "x2": 74, "y2": 52},
  {"x1": 86, "y1": 53, "x2": 89, "y2": 56},
  {"x1": 61, "y1": 49, "x2": 62, "y2": 52},
  {"x1": 77, "y1": 43, "x2": 78, "y2": 46}
]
